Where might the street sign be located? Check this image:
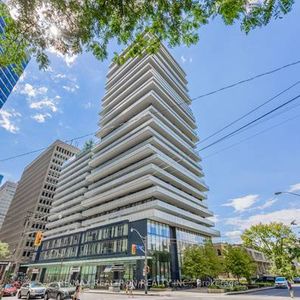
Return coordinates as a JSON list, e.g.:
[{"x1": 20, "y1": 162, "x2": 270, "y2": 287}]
[{"x1": 31, "y1": 268, "x2": 39, "y2": 274}]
